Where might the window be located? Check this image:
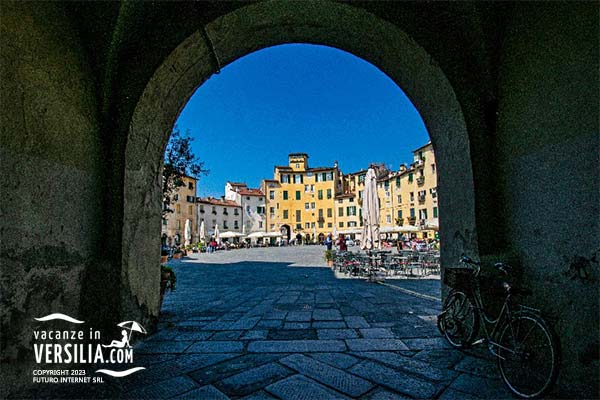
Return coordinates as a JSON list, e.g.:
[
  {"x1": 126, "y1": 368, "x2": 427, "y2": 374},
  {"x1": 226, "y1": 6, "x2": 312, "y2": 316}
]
[
  {"x1": 410, "y1": 192, "x2": 414, "y2": 202},
  {"x1": 270, "y1": 224, "x2": 275, "y2": 230},
  {"x1": 326, "y1": 189, "x2": 332, "y2": 199},
  {"x1": 321, "y1": 172, "x2": 327, "y2": 182},
  {"x1": 296, "y1": 224, "x2": 302, "y2": 229},
  {"x1": 397, "y1": 195, "x2": 402, "y2": 203},
  {"x1": 410, "y1": 208, "x2": 415, "y2": 218},
  {"x1": 346, "y1": 206, "x2": 356, "y2": 216},
  {"x1": 307, "y1": 172, "x2": 312, "y2": 177},
  {"x1": 338, "y1": 207, "x2": 344, "y2": 217},
  {"x1": 234, "y1": 221, "x2": 239, "y2": 229},
  {"x1": 348, "y1": 221, "x2": 357, "y2": 227},
  {"x1": 176, "y1": 204, "x2": 181, "y2": 213},
  {"x1": 431, "y1": 163, "x2": 436, "y2": 173},
  {"x1": 162, "y1": 219, "x2": 167, "y2": 226},
  {"x1": 283, "y1": 191, "x2": 288, "y2": 200},
  {"x1": 259, "y1": 221, "x2": 263, "y2": 228},
  {"x1": 318, "y1": 222, "x2": 324, "y2": 228},
  {"x1": 234, "y1": 209, "x2": 239, "y2": 216},
  {"x1": 281, "y1": 174, "x2": 290, "y2": 183},
  {"x1": 327, "y1": 222, "x2": 332, "y2": 228},
  {"x1": 223, "y1": 221, "x2": 229, "y2": 229},
  {"x1": 408, "y1": 173, "x2": 414, "y2": 182},
  {"x1": 311, "y1": 202, "x2": 315, "y2": 209},
  {"x1": 295, "y1": 191, "x2": 301, "y2": 200},
  {"x1": 433, "y1": 207, "x2": 438, "y2": 218},
  {"x1": 176, "y1": 220, "x2": 181, "y2": 229},
  {"x1": 305, "y1": 223, "x2": 310, "y2": 229},
  {"x1": 188, "y1": 182, "x2": 194, "y2": 190},
  {"x1": 199, "y1": 205, "x2": 204, "y2": 213},
  {"x1": 186, "y1": 195, "x2": 195, "y2": 203},
  {"x1": 384, "y1": 181, "x2": 389, "y2": 189},
  {"x1": 349, "y1": 197, "x2": 354, "y2": 202},
  {"x1": 358, "y1": 175, "x2": 365, "y2": 184},
  {"x1": 318, "y1": 209, "x2": 323, "y2": 218},
  {"x1": 223, "y1": 207, "x2": 228, "y2": 215},
  {"x1": 430, "y1": 187, "x2": 437, "y2": 198},
  {"x1": 283, "y1": 210, "x2": 289, "y2": 219},
  {"x1": 246, "y1": 196, "x2": 250, "y2": 200},
  {"x1": 327, "y1": 208, "x2": 332, "y2": 218},
  {"x1": 305, "y1": 185, "x2": 310, "y2": 193},
  {"x1": 326, "y1": 172, "x2": 333, "y2": 181},
  {"x1": 269, "y1": 191, "x2": 275, "y2": 200},
  {"x1": 295, "y1": 163, "x2": 300, "y2": 169},
  {"x1": 339, "y1": 222, "x2": 344, "y2": 227},
  {"x1": 397, "y1": 210, "x2": 403, "y2": 219},
  {"x1": 257, "y1": 206, "x2": 265, "y2": 214},
  {"x1": 316, "y1": 174, "x2": 323, "y2": 182},
  {"x1": 396, "y1": 177, "x2": 401, "y2": 188},
  {"x1": 188, "y1": 205, "x2": 193, "y2": 214},
  {"x1": 305, "y1": 203, "x2": 310, "y2": 210},
  {"x1": 294, "y1": 174, "x2": 303, "y2": 184},
  {"x1": 419, "y1": 209, "x2": 428, "y2": 219},
  {"x1": 296, "y1": 210, "x2": 301, "y2": 222},
  {"x1": 386, "y1": 215, "x2": 391, "y2": 223},
  {"x1": 174, "y1": 194, "x2": 179, "y2": 201},
  {"x1": 358, "y1": 190, "x2": 363, "y2": 199},
  {"x1": 245, "y1": 205, "x2": 250, "y2": 212},
  {"x1": 318, "y1": 190, "x2": 323, "y2": 200}
]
